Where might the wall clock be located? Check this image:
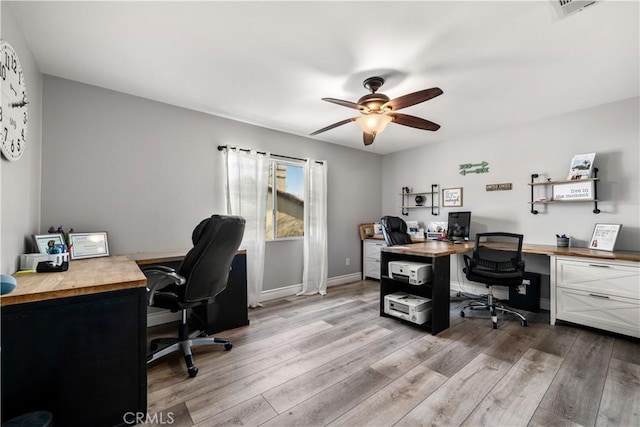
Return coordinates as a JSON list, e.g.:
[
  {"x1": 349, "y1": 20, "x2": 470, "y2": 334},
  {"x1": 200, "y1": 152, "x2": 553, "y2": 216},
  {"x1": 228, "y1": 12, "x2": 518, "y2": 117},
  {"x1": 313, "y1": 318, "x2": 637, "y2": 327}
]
[{"x1": 1, "y1": 40, "x2": 28, "y2": 161}]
